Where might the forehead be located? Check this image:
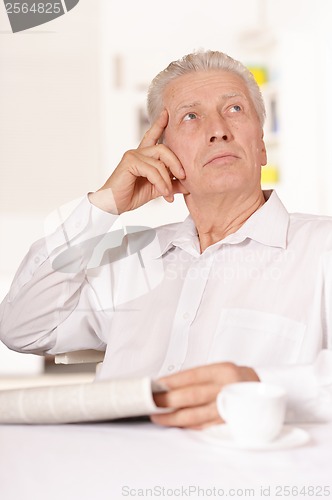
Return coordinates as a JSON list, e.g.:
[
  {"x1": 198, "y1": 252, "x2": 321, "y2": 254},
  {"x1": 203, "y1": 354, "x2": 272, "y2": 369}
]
[{"x1": 163, "y1": 70, "x2": 251, "y2": 109}]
